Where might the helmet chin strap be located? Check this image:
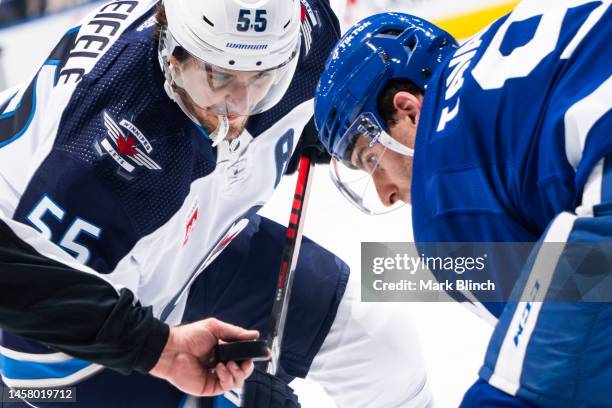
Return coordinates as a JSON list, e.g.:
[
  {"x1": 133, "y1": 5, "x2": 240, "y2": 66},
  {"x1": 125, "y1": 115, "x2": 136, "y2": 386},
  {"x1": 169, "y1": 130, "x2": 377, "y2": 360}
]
[{"x1": 209, "y1": 115, "x2": 229, "y2": 147}]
